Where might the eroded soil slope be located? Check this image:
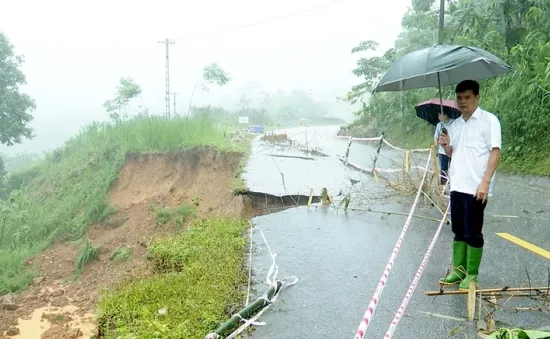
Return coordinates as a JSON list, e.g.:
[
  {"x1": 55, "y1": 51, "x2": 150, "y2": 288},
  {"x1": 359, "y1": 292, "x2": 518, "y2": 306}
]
[{"x1": 1, "y1": 147, "x2": 249, "y2": 339}]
